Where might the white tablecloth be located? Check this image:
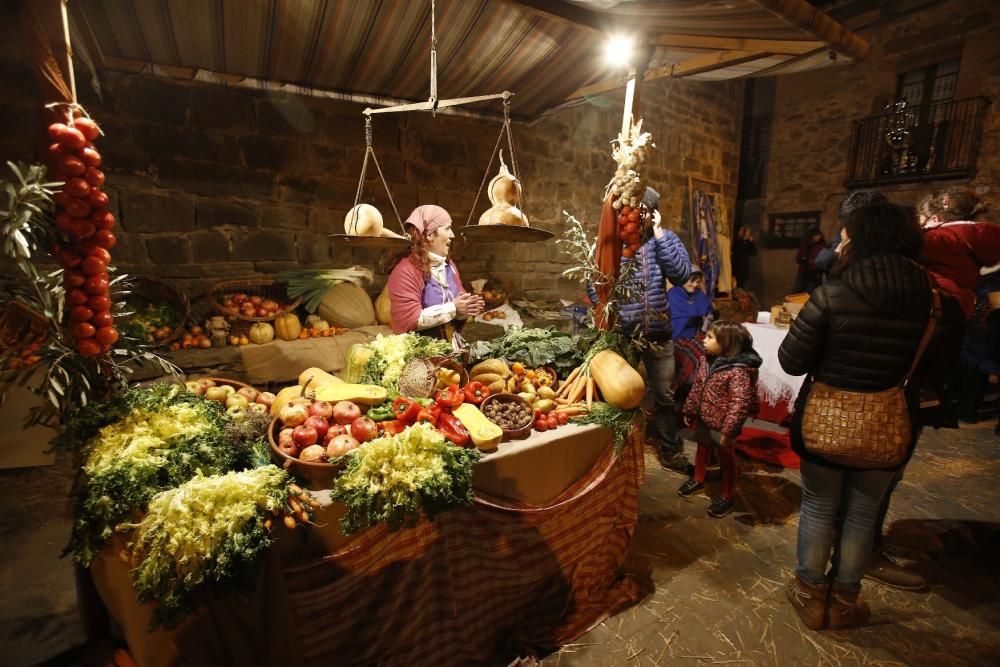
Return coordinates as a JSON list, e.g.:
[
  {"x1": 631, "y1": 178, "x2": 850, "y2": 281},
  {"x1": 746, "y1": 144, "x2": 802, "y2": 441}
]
[{"x1": 746, "y1": 323, "x2": 804, "y2": 405}]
